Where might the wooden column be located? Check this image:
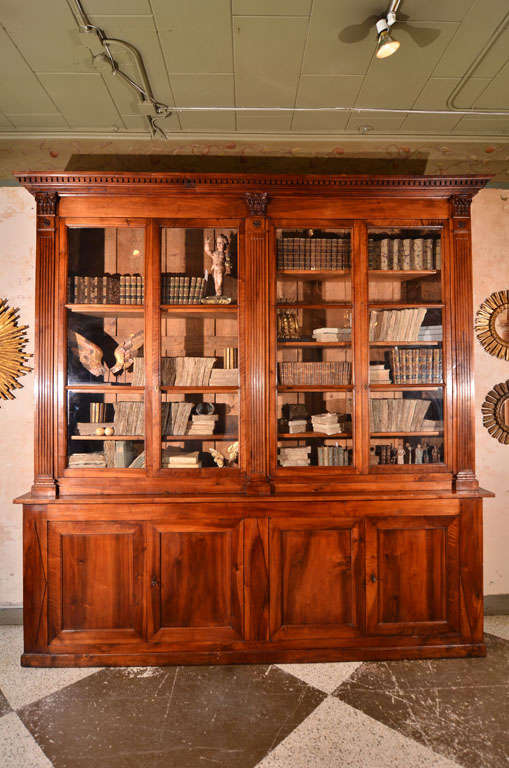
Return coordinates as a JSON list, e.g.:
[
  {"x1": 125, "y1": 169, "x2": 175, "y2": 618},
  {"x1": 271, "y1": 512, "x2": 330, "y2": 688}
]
[
  {"x1": 241, "y1": 193, "x2": 270, "y2": 494},
  {"x1": 450, "y1": 194, "x2": 478, "y2": 491},
  {"x1": 32, "y1": 192, "x2": 58, "y2": 498}
]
